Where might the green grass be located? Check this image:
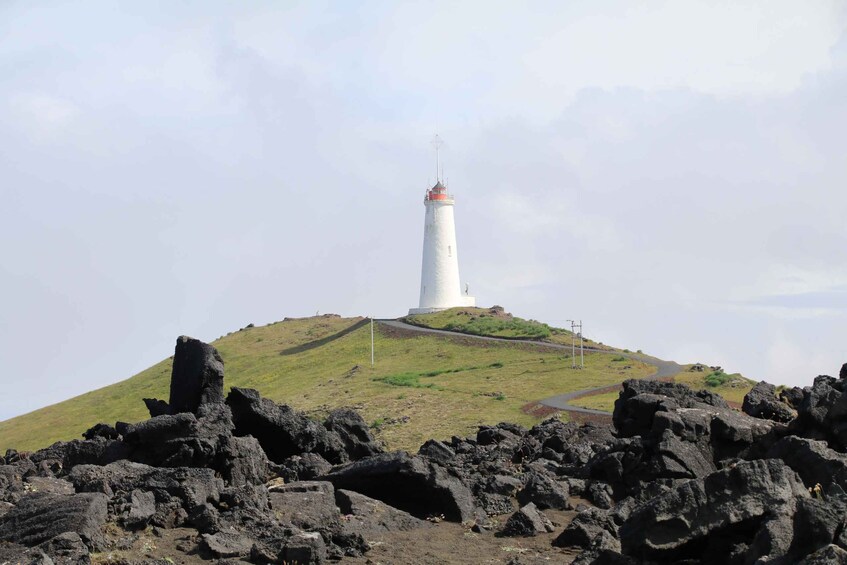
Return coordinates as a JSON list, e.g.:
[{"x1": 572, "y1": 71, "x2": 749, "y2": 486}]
[
  {"x1": 0, "y1": 315, "x2": 655, "y2": 453},
  {"x1": 569, "y1": 364, "x2": 758, "y2": 412},
  {"x1": 444, "y1": 317, "x2": 551, "y2": 339},
  {"x1": 569, "y1": 390, "x2": 622, "y2": 412},
  {"x1": 406, "y1": 307, "x2": 620, "y2": 352},
  {"x1": 374, "y1": 373, "x2": 439, "y2": 389},
  {"x1": 674, "y1": 367, "x2": 755, "y2": 404},
  {"x1": 376, "y1": 363, "x2": 505, "y2": 388},
  {"x1": 406, "y1": 307, "x2": 551, "y2": 339}
]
